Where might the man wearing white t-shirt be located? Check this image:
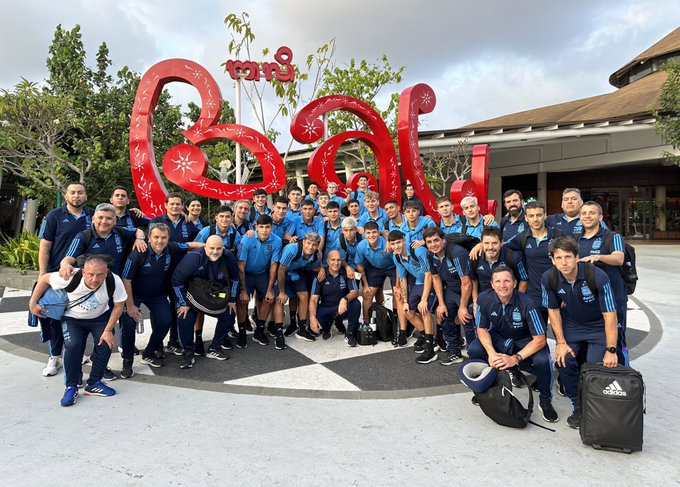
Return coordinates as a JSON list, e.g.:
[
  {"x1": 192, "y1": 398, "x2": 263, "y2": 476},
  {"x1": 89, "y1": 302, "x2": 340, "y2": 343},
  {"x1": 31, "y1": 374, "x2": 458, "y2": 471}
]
[{"x1": 29, "y1": 255, "x2": 127, "y2": 407}]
